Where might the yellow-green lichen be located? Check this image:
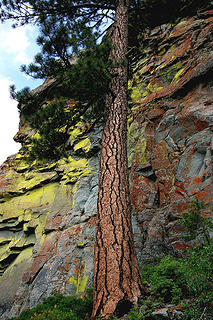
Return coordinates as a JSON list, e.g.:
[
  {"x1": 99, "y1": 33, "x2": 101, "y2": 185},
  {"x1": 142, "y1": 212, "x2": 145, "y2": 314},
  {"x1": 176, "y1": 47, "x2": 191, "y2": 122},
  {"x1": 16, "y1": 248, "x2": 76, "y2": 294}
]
[
  {"x1": 68, "y1": 265, "x2": 89, "y2": 294},
  {"x1": 59, "y1": 156, "x2": 90, "y2": 186},
  {"x1": 132, "y1": 56, "x2": 149, "y2": 73},
  {"x1": 18, "y1": 209, "x2": 38, "y2": 223},
  {"x1": 74, "y1": 138, "x2": 91, "y2": 153},
  {"x1": 0, "y1": 233, "x2": 12, "y2": 245},
  {"x1": 77, "y1": 241, "x2": 86, "y2": 248},
  {"x1": 16, "y1": 171, "x2": 58, "y2": 193},
  {"x1": 176, "y1": 20, "x2": 187, "y2": 27},
  {"x1": 159, "y1": 61, "x2": 183, "y2": 82},
  {"x1": 158, "y1": 48, "x2": 167, "y2": 56},
  {"x1": 15, "y1": 161, "x2": 31, "y2": 173},
  {"x1": 15, "y1": 153, "x2": 25, "y2": 160},
  {"x1": 127, "y1": 123, "x2": 148, "y2": 167},
  {"x1": 129, "y1": 80, "x2": 148, "y2": 102},
  {"x1": 173, "y1": 67, "x2": 185, "y2": 81},
  {"x1": 11, "y1": 246, "x2": 33, "y2": 266},
  {"x1": 9, "y1": 233, "x2": 36, "y2": 250},
  {"x1": 67, "y1": 121, "x2": 87, "y2": 146},
  {"x1": 32, "y1": 132, "x2": 41, "y2": 140},
  {"x1": 4, "y1": 246, "x2": 33, "y2": 274},
  {"x1": 0, "y1": 183, "x2": 57, "y2": 220}
]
